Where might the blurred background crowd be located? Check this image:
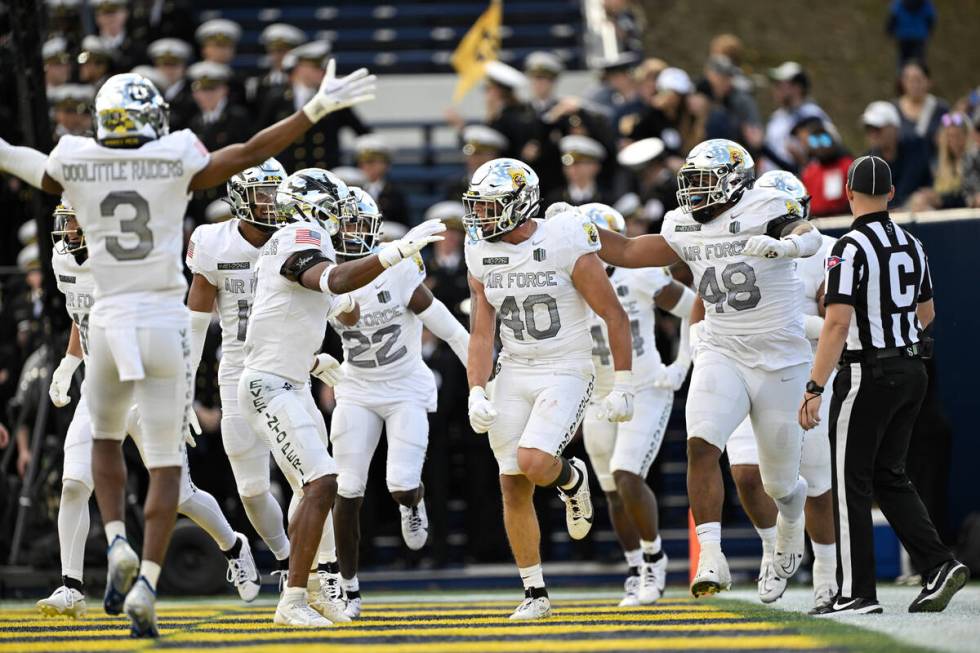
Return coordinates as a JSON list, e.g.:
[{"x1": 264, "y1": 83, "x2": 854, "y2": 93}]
[{"x1": 0, "y1": 0, "x2": 978, "y2": 590}]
